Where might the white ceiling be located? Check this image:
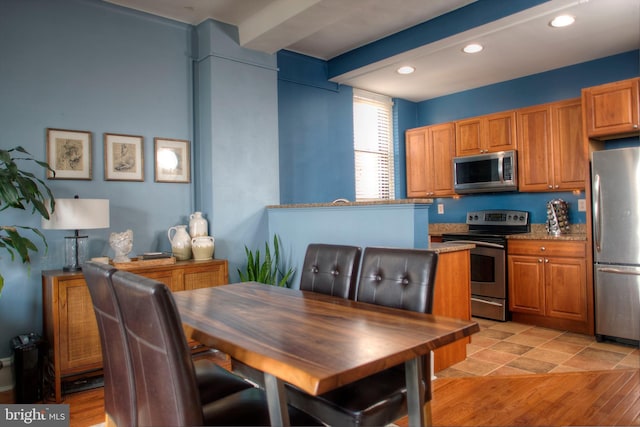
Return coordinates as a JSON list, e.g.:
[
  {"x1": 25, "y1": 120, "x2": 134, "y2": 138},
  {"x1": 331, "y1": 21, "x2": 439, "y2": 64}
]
[{"x1": 103, "y1": 0, "x2": 639, "y2": 101}]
